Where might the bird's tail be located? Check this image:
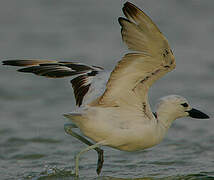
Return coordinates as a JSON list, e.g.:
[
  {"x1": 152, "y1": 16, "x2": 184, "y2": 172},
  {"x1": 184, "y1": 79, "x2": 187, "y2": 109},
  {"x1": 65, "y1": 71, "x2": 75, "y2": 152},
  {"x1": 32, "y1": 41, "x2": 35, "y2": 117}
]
[{"x1": 63, "y1": 112, "x2": 84, "y2": 126}]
